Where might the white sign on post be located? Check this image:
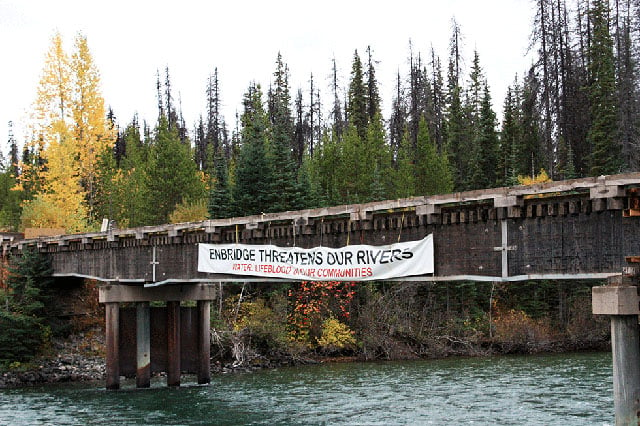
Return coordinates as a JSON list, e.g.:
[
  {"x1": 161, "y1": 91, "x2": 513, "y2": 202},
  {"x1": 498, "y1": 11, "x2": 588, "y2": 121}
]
[{"x1": 198, "y1": 234, "x2": 434, "y2": 281}]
